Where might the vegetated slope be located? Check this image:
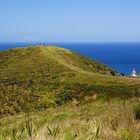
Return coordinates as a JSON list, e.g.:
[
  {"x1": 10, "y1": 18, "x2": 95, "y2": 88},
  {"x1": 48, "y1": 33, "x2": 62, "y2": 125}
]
[{"x1": 0, "y1": 45, "x2": 140, "y2": 117}]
